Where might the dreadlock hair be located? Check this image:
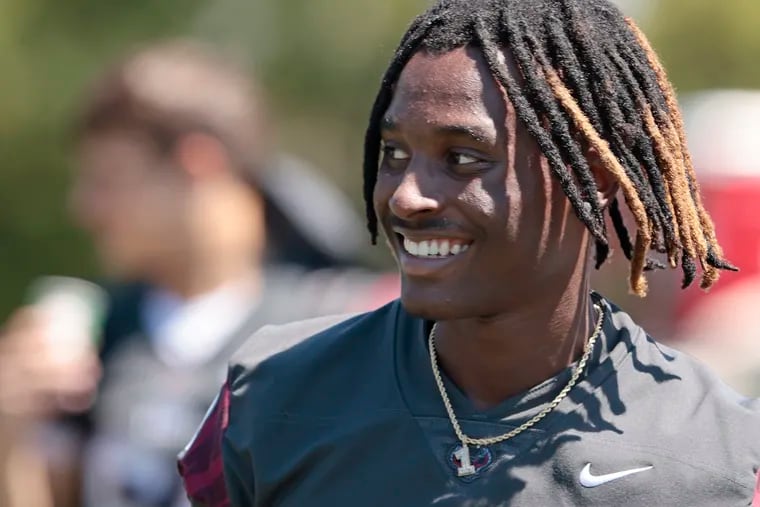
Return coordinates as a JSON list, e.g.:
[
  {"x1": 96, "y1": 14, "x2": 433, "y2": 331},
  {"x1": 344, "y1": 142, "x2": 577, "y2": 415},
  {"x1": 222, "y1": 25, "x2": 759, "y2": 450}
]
[{"x1": 362, "y1": 0, "x2": 737, "y2": 296}]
